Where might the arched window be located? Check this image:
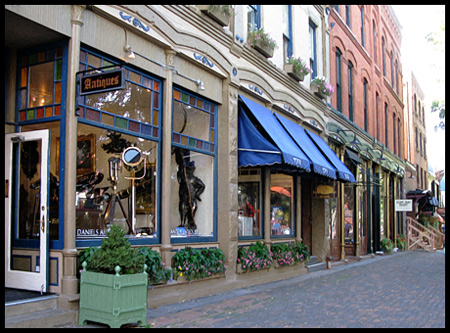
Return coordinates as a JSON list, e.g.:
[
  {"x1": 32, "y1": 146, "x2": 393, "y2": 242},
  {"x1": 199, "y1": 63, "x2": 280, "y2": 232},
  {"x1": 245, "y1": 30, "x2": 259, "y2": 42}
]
[
  {"x1": 363, "y1": 78, "x2": 368, "y2": 131},
  {"x1": 348, "y1": 61, "x2": 354, "y2": 121},
  {"x1": 382, "y1": 37, "x2": 386, "y2": 76},
  {"x1": 373, "y1": 21, "x2": 377, "y2": 64},
  {"x1": 336, "y1": 48, "x2": 342, "y2": 112}
]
